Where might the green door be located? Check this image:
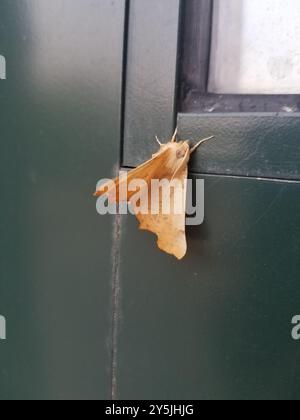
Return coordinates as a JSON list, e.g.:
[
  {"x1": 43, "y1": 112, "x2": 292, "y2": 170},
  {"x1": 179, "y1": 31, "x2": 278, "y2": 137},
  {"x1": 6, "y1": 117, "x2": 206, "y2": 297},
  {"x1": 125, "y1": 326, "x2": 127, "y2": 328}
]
[
  {"x1": 117, "y1": 0, "x2": 300, "y2": 400},
  {"x1": 1, "y1": 0, "x2": 300, "y2": 401},
  {"x1": 0, "y1": 0, "x2": 125, "y2": 400}
]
